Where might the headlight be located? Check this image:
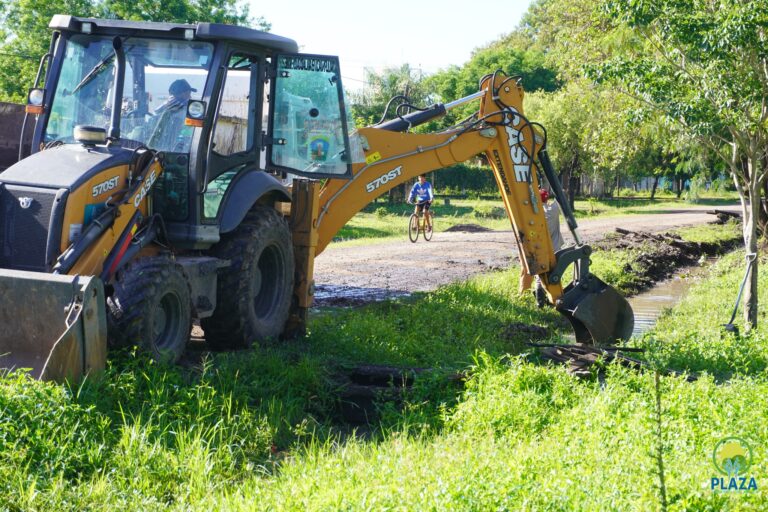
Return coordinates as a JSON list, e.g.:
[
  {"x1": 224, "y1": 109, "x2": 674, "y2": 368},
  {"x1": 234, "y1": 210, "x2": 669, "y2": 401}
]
[
  {"x1": 185, "y1": 100, "x2": 206, "y2": 127},
  {"x1": 27, "y1": 88, "x2": 44, "y2": 106},
  {"x1": 186, "y1": 100, "x2": 206, "y2": 119},
  {"x1": 25, "y1": 88, "x2": 46, "y2": 114}
]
